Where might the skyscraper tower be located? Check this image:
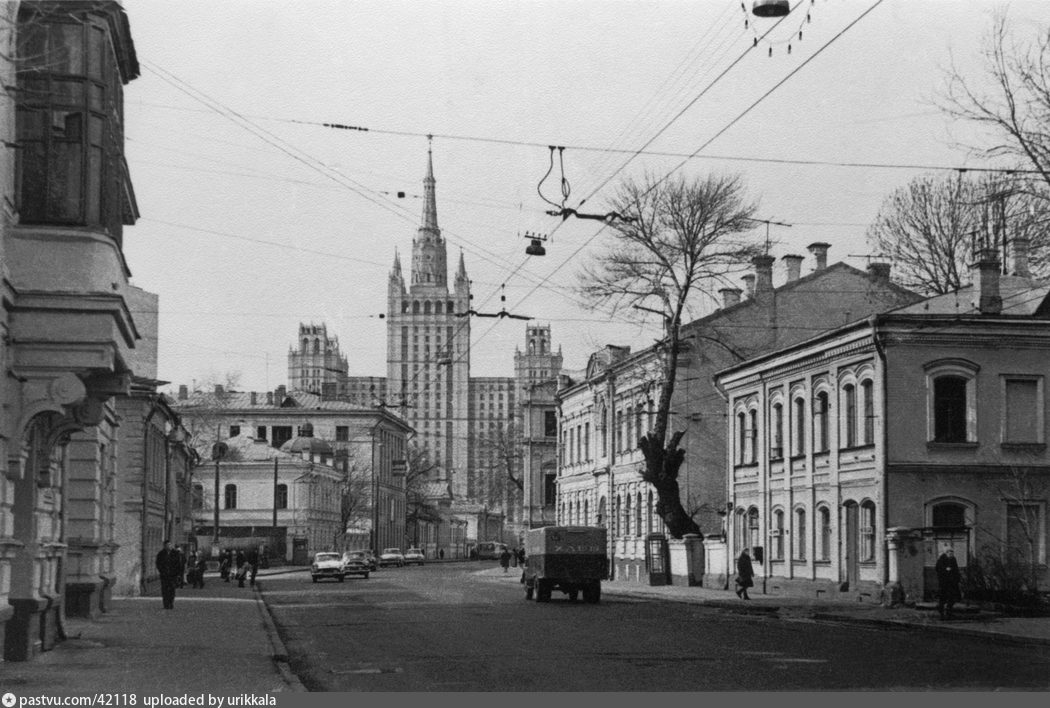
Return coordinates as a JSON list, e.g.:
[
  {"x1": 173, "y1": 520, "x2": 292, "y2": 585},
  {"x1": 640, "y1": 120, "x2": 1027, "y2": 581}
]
[{"x1": 387, "y1": 144, "x2": 472, "y2": 498}]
